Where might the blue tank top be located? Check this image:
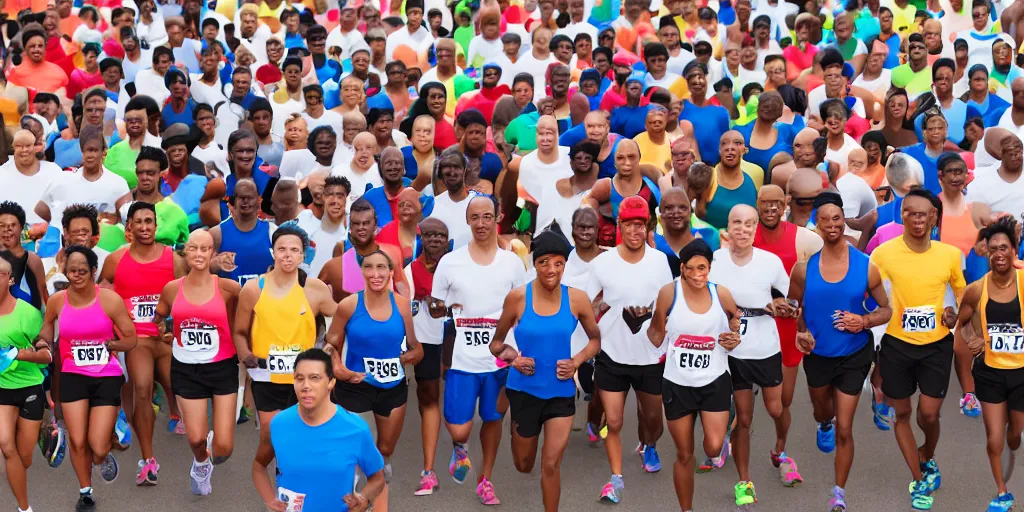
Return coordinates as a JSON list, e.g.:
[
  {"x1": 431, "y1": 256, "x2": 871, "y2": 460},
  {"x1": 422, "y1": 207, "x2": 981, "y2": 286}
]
[
  {"x1": 597, "y1": 136, "x2": 622, "y2": 179},
  {"x1": 703, "y1": 173, "x2": 757, "y2": 230},
  {"x1": 345, "y1": 292, "x2": 407, "y2": 389},
  {"x1": 218, "y1": 218, "x2": 274, "y2": 286},
  {"x1": 507, "y1": 283, "x2": 579, "y2": 399},
  {"x1": 804, "y1": 245, "x2": 871, "y2": 357}
]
